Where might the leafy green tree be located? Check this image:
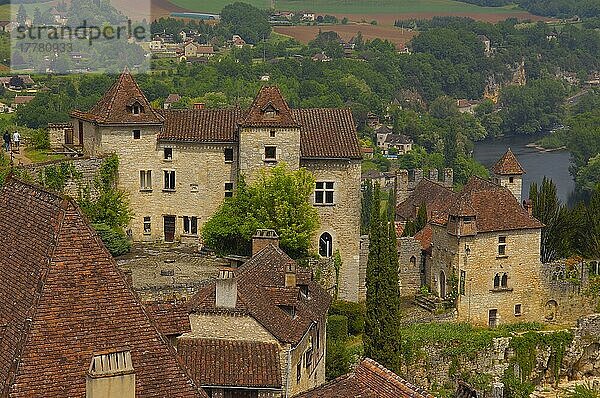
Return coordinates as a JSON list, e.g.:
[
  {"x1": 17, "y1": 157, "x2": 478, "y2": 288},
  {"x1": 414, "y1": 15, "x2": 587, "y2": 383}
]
[
  {"x1": 529, "y1": 178, "x2": 572, "y2": 263},
  {"x1": 573, "y1": 185, "x2": 600, "y2": 259},
  {"x1": 220, "y1": 2, "x2": 271, "y2": 44},
  {"x1": 365, "y1": 183, "x2": 402, "y2": 372},
  {"x1": 202, "y1": 163, "x2": 319, "y2": 258},
  {"x1": 576, "y1": 154, "x2": 600, "y2": 195}
]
